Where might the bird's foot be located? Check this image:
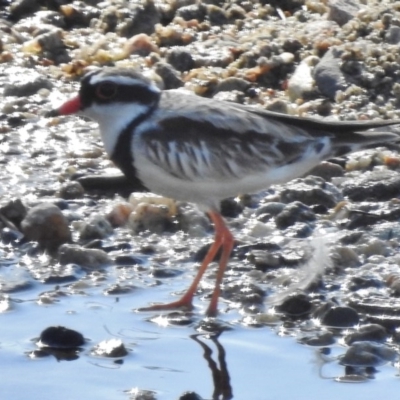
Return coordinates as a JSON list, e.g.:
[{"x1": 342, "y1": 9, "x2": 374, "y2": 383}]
[{"x1": 137, "y1": 299, "x2": 194, "y2": 313}]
